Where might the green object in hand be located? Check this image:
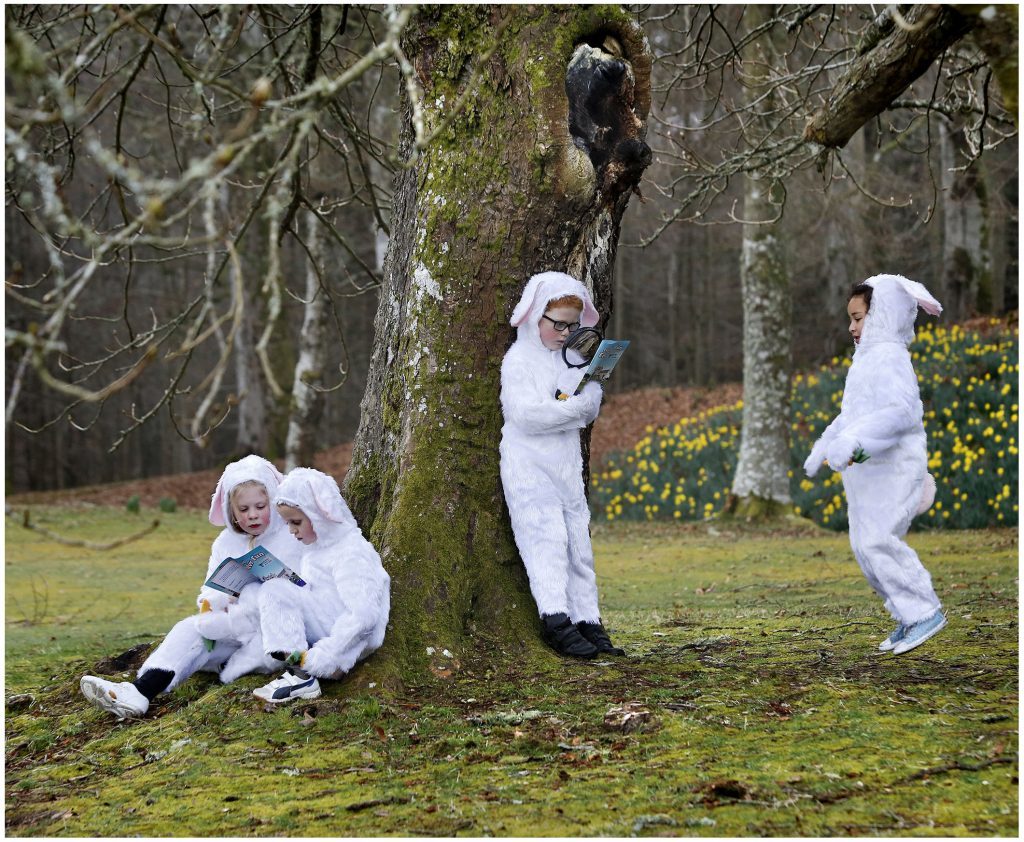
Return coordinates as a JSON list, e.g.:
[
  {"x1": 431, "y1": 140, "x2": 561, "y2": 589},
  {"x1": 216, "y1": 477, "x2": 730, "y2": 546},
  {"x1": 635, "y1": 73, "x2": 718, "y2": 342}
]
[
  {"x1": 203, "y1": 637, "x2": 216, "y2": 652},
  {"x1": 851, "y1": 447, "x2": 869, "y2": 463},
  {"x1": 286, "y1": 650, "x2": 304, "y2": 666}
]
